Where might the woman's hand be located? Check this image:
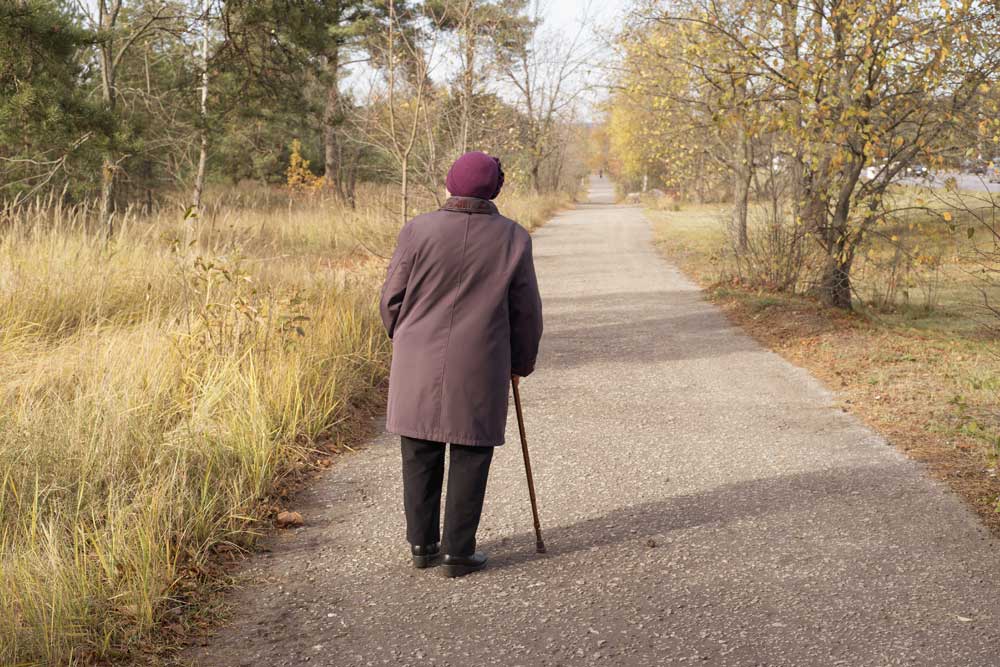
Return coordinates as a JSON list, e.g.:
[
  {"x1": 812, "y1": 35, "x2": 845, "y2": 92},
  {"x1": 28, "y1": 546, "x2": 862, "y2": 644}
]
[{"x1": 511, "y1": 374, "x2": 521, "y2": 389}]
